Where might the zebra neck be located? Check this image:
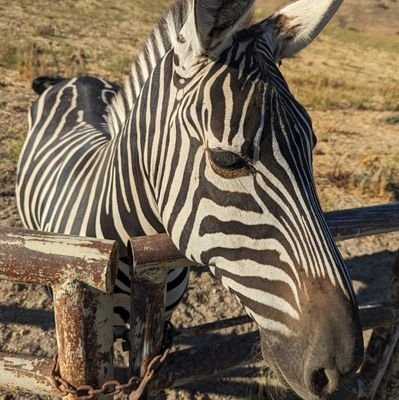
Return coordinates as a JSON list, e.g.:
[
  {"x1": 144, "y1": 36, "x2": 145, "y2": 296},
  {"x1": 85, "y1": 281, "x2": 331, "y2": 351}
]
[
  {"x1": 107, "y1": 0, "x2": 192, "y2": 138},
  {"x1": 106, "y1": 106, "x2": 165, "y2": 244},
  {"x1": 120, "y1": 49, "x2": 177, "y2": 236}
]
